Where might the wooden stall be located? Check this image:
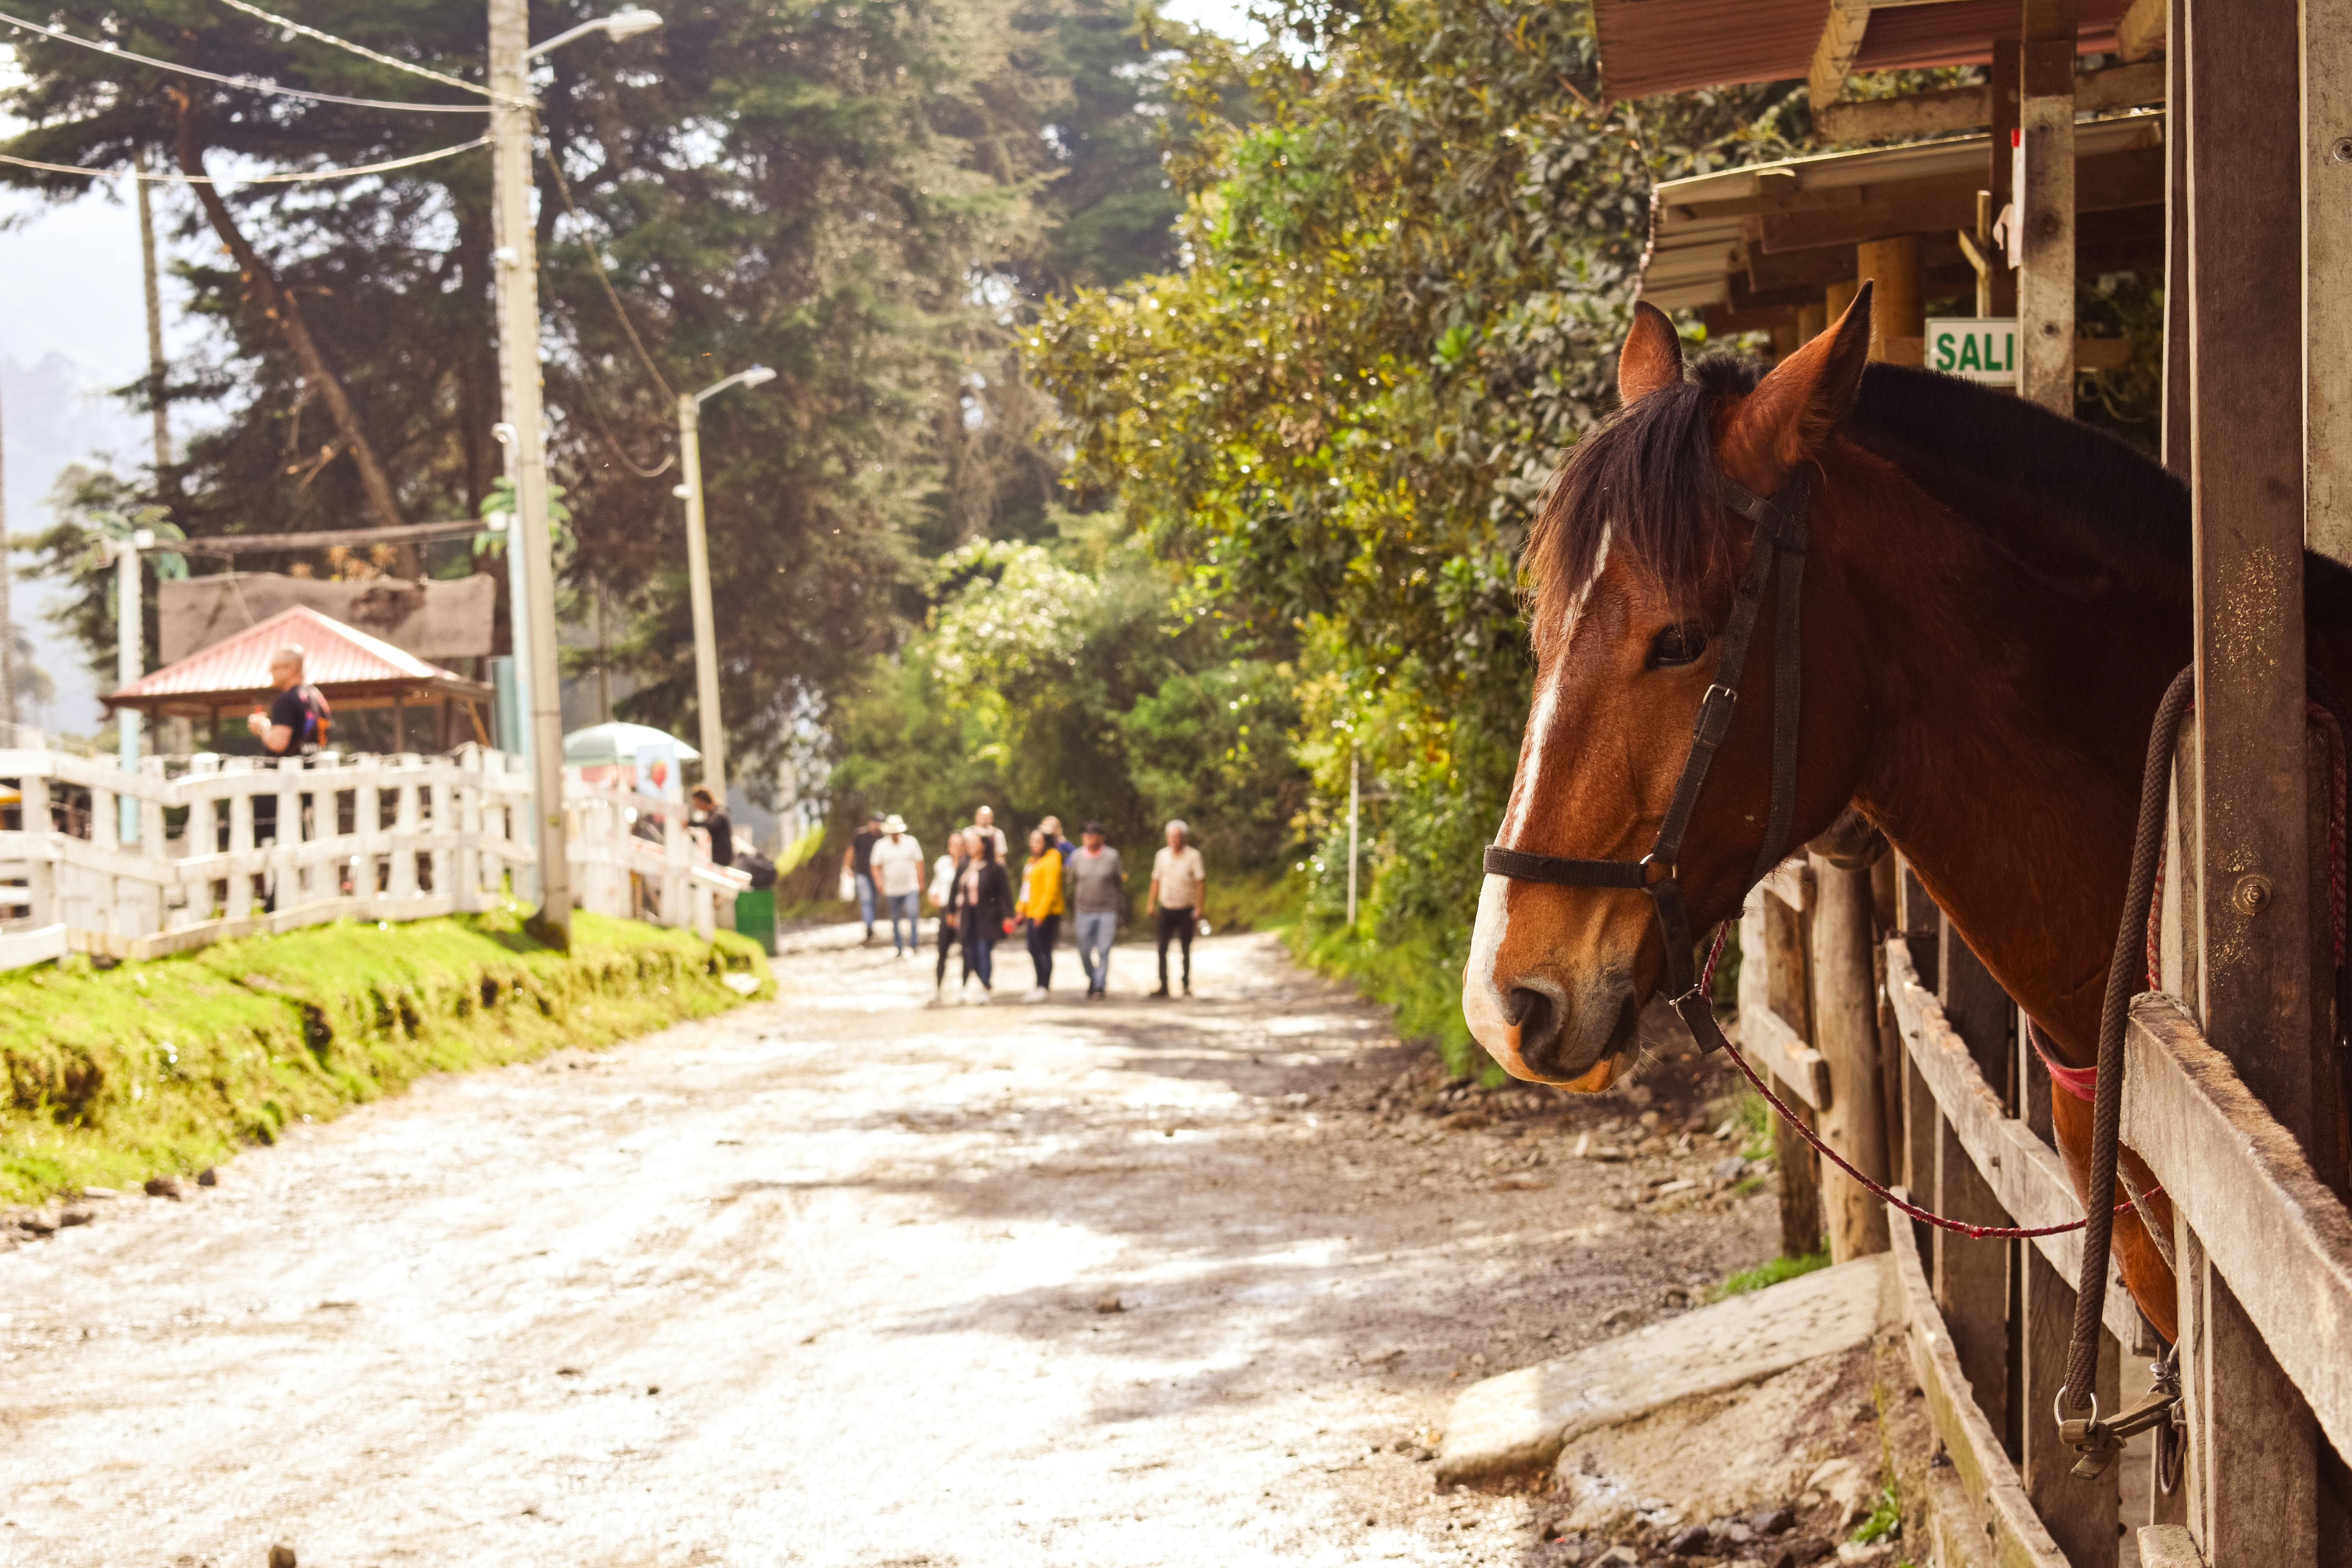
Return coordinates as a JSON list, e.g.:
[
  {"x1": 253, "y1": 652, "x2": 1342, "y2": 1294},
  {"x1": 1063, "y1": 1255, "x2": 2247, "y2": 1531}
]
[{"x1": 1614, "y1": 2, "x2": 2352, "y2": 1564}]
